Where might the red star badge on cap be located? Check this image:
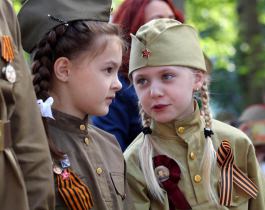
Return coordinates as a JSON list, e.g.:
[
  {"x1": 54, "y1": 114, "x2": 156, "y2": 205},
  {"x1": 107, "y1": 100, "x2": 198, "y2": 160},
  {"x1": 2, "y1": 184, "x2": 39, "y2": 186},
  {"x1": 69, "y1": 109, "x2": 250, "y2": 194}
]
[{"x1": 142, "y1": 49, "x2": 151, "y2": 58}]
